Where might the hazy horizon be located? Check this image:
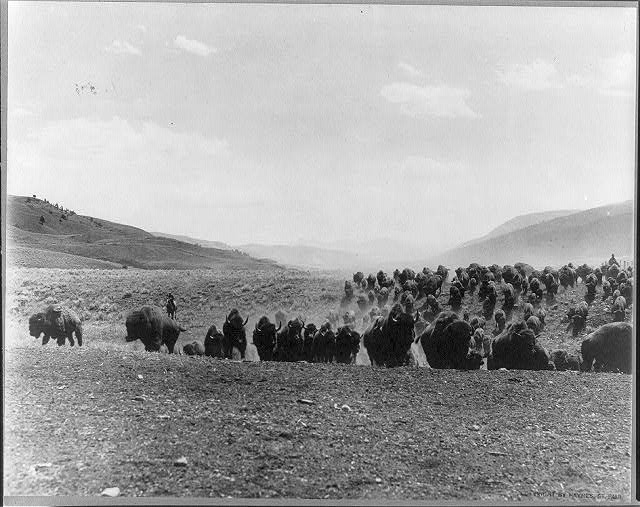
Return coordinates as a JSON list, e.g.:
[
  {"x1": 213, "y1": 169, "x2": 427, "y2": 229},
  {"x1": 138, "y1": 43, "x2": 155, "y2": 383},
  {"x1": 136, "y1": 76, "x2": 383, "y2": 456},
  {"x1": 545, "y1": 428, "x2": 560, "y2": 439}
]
[{"x1": 7, "y1": 3, "x2": 637, "y2": 253}]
